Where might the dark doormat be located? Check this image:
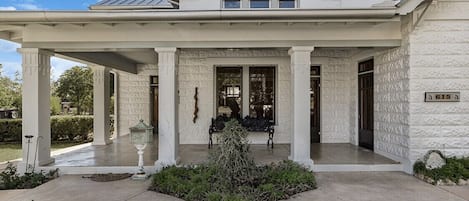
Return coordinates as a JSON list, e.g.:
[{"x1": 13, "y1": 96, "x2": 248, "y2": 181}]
[{"x1": 83, "y1": 173, "x2": 132, "y2": 182}]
